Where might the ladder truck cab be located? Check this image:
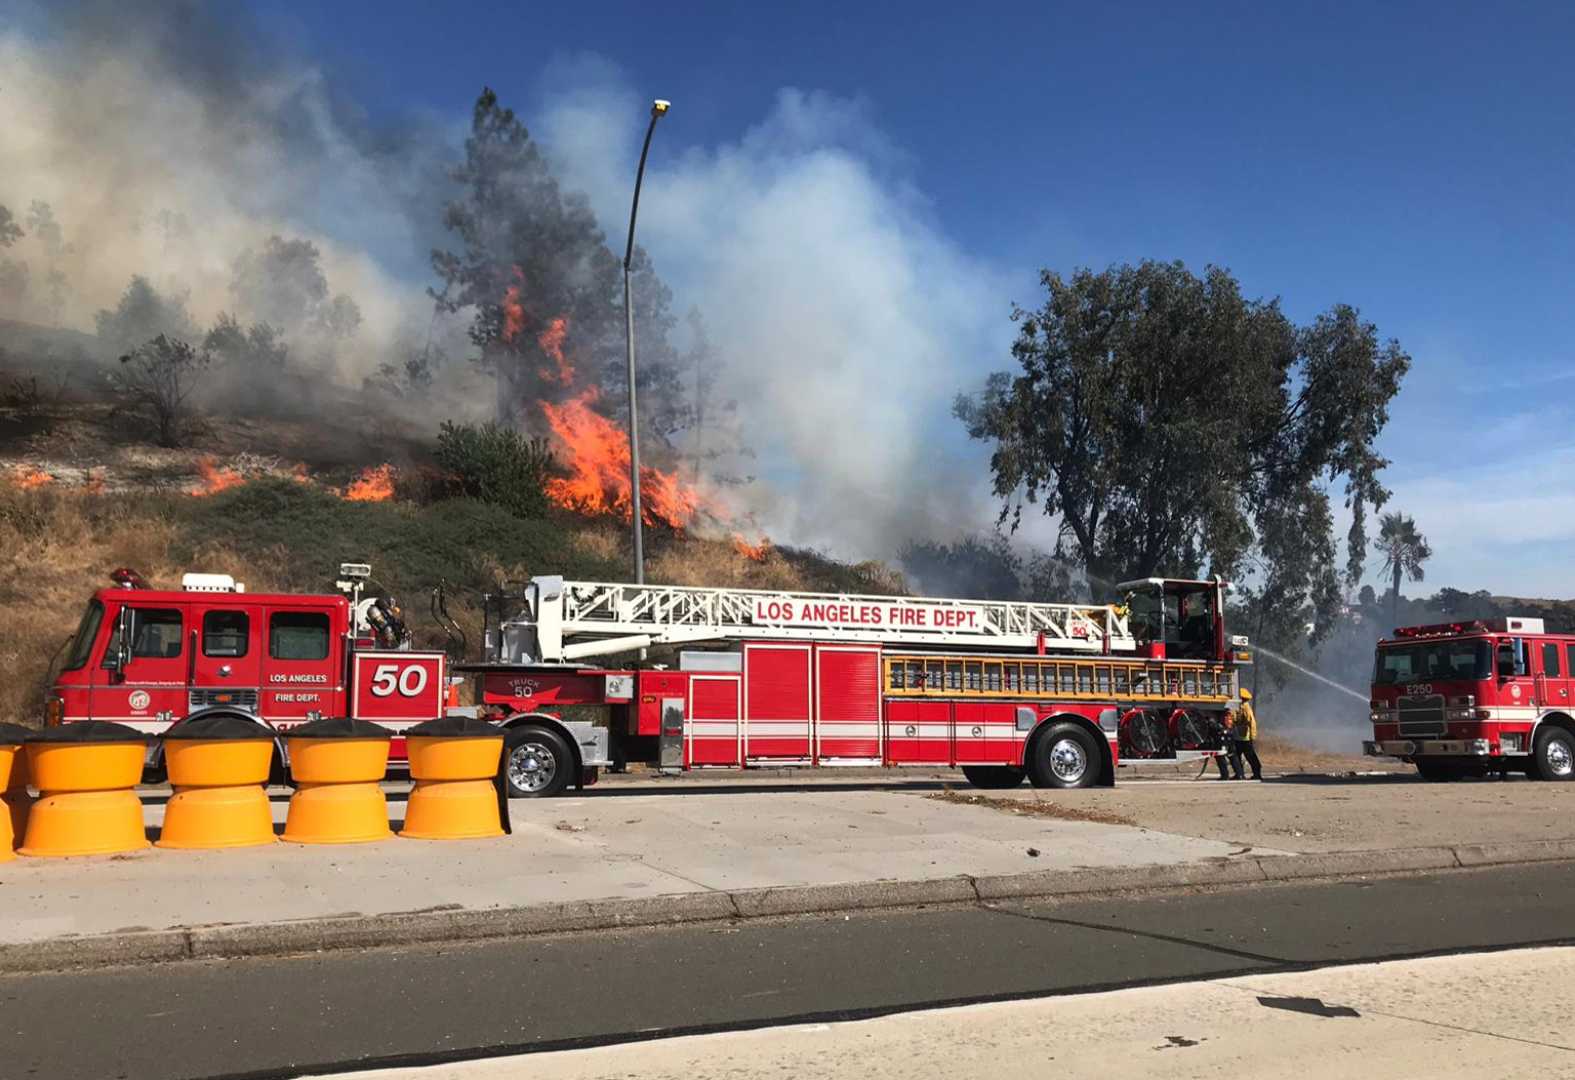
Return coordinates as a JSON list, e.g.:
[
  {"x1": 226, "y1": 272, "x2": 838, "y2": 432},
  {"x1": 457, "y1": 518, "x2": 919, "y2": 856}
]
[
  {"x1": 1365, "y1": 617, "x2": 1575, "y2": 781},
  {"x1": 45, "y1": 565, "x2": 452, "y2": 780},
  {"x1": 470, "y1": 574, "x2": 1251, "y2": 798}
]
